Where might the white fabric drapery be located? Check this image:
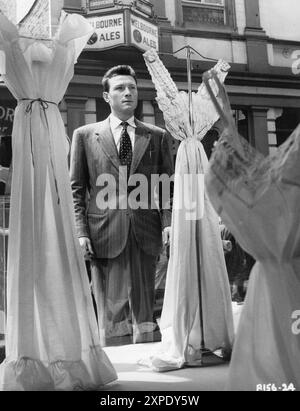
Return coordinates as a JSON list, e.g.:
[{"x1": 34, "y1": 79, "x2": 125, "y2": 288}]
[
  {"x1": 0, "y1": 12, "x2": 117, "y2": 391},
  {"x1": 204, "y1": 71, "x2": 300, "y2": 391},
  {"x1": 141, "y1": 50, "x2": 234, "y2": 371}
]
